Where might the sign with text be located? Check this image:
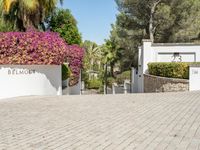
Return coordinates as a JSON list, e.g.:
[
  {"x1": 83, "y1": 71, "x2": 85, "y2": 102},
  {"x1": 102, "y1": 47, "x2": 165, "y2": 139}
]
[
  {"x1": 7, "y1": 68, "x2": 36, "y2": 75},
  {"x1": 0, "y1": 65, "x2": 62, "y2": 99}
]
